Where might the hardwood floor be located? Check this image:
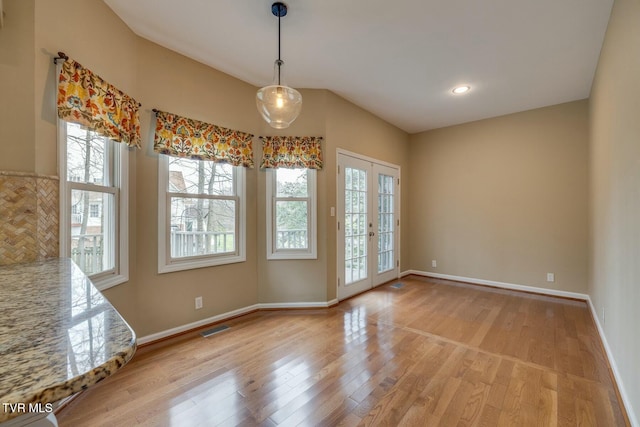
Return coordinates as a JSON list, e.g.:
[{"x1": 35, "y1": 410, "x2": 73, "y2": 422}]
[{"x1": 57, "y1": 276, "x2": 630, "y2": 426}]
